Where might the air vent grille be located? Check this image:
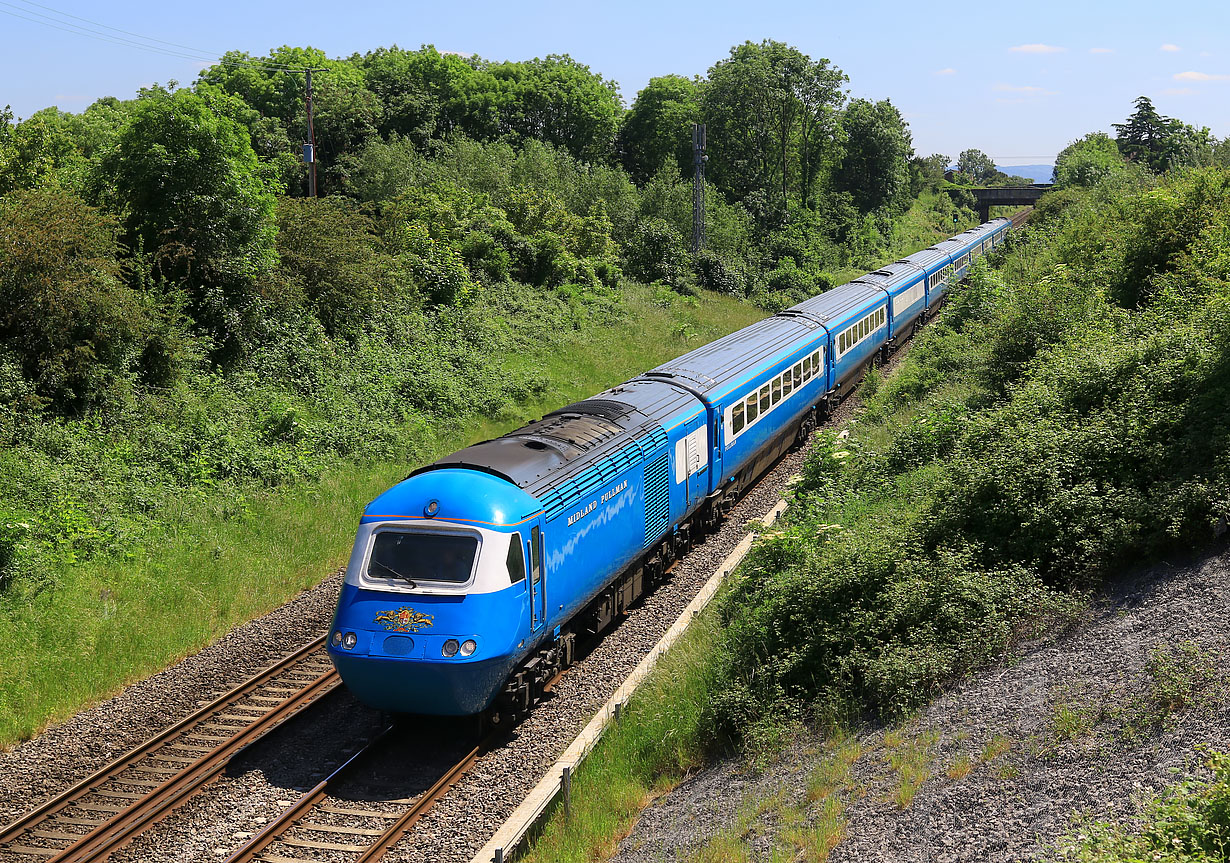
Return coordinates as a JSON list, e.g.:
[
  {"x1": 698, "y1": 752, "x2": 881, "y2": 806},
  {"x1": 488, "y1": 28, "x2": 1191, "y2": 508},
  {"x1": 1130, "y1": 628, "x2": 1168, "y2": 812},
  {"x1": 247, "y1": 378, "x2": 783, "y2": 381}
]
[{"x1": 643, "y1": 453, "x2": 670, "y2": 548}]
